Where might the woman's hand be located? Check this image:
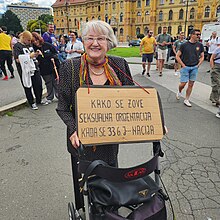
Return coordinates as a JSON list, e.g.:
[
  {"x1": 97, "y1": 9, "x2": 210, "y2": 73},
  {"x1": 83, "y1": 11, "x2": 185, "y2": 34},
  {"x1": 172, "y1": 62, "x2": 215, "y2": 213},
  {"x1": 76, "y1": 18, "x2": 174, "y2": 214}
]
[{"x1": 70, "y1": 131, "x2": 80, "y2": 148}]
